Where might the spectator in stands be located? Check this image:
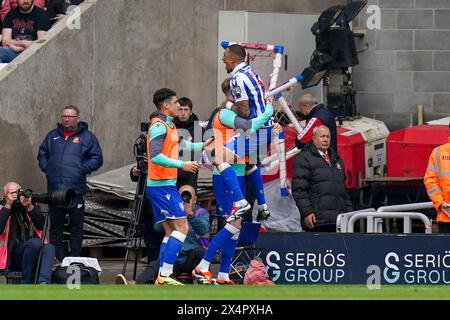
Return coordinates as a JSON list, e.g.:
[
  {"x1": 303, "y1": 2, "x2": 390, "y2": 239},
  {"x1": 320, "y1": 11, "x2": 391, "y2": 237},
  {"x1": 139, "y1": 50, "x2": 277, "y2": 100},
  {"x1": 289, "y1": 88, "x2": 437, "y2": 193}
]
[
  {"x1": 115, "y1": 185, "x2": 210, "y2": 285},
  {"x1": 0, "y1": 0, "x2": 49, "y2": 63},
  {"x1": 37, "y1": 105, "x2": 103, "y2": 261},
  {"x1": 424, "y1": 122, "x2": 450, "y2": 233},
  {"x1": 45, "y1": 0, "x2": 84, "y2": 26},
  {"x1": 294, "y1": 93, "x2": 337, "y2": 153},
  {"x1": 0, "y1": 0, "x2": 45, "y2": 23},
  {"x1": 292, "y1": 125, "x2": 353, "y2": 232},
  {"x1": 174, "y1": 97, "x2": 204, "y2": 142},
  {"x1": 0, "y1": 182, "x2": 55, "y2": 284},
  {"x1": 45, "y1": 0, "x2": 66, "y2": 25},
  {"x1": 174, "y1": 97, "x2": 204, "y2": 190}
]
